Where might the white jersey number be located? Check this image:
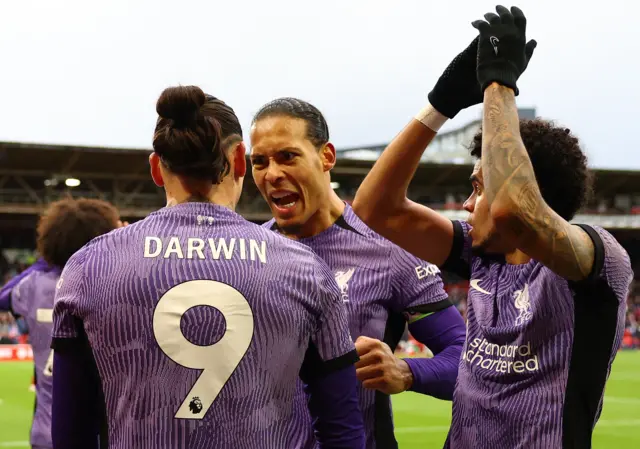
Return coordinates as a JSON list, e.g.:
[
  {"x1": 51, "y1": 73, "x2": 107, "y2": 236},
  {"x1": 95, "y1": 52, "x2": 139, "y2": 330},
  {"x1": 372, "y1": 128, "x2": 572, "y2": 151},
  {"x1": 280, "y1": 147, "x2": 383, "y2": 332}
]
[{"x1": 152, "y1": 280, "x2": 254, "y2": 420}]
